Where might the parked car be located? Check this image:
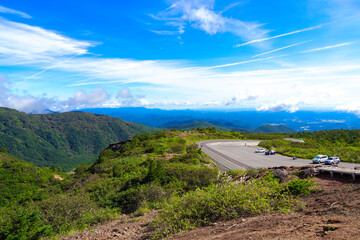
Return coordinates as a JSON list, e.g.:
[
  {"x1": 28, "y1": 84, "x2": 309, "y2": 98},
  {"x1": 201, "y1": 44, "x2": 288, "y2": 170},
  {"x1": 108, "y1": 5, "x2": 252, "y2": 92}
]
[
  {"x1": 255, "y1": 148, "x2": 266, "y2": 153},
  {"x1": 265, "y1": 150, "x2": 276, "y2": 155},
  {"x1": 325, "y1": 156, "x2": 340, "y2": 165},
  {"x1": 312, "y1": 155, "x2": 328, "y2": 164}
]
